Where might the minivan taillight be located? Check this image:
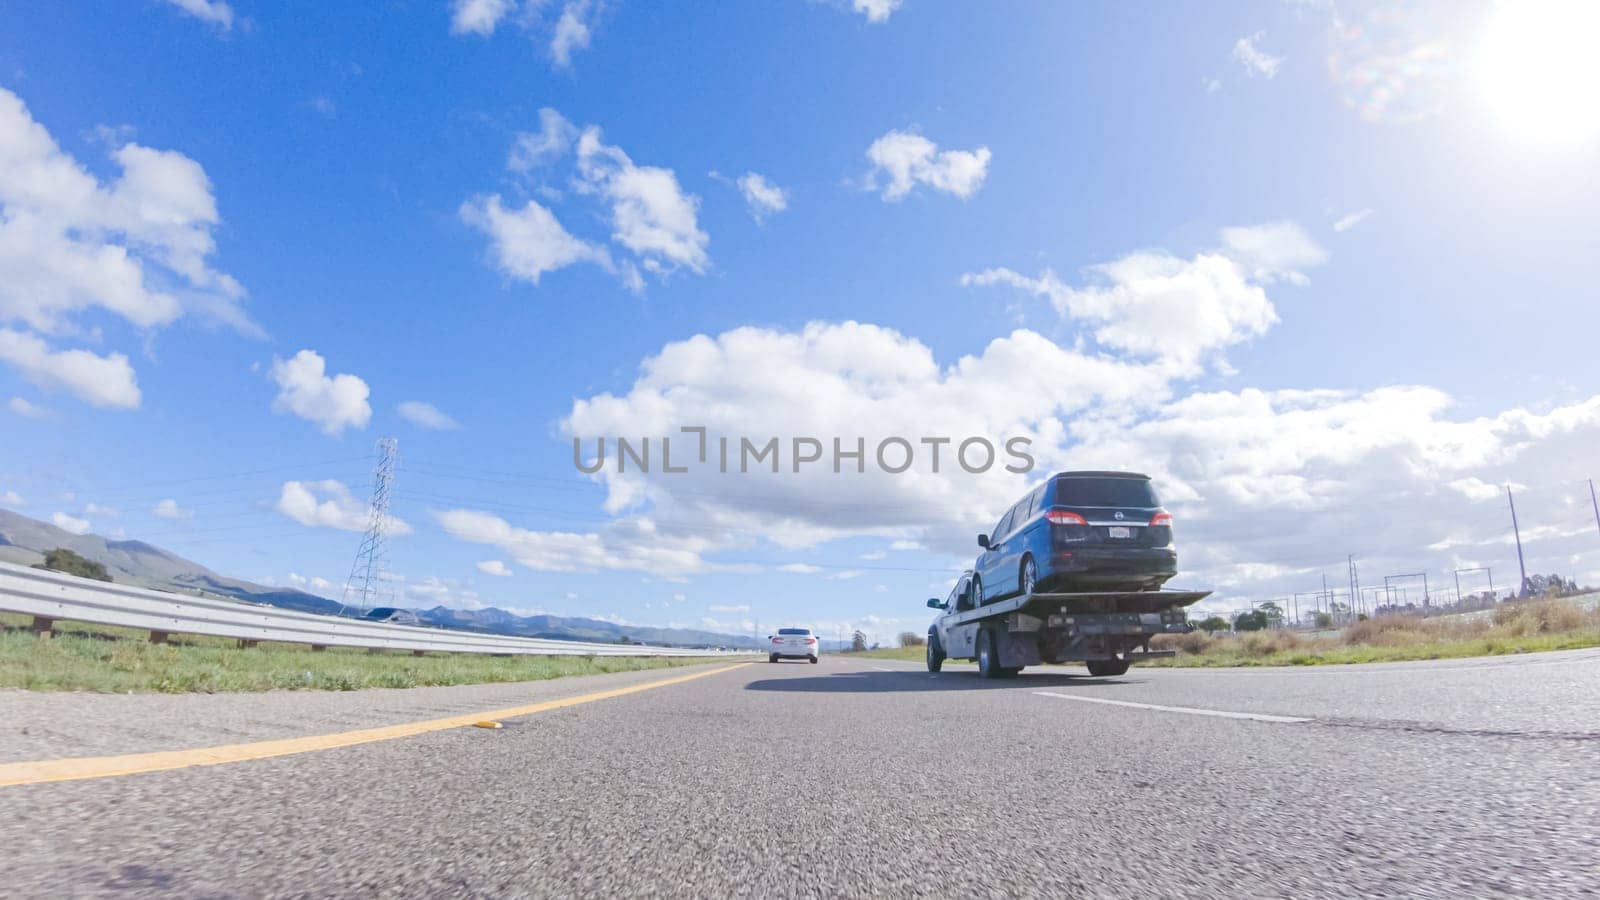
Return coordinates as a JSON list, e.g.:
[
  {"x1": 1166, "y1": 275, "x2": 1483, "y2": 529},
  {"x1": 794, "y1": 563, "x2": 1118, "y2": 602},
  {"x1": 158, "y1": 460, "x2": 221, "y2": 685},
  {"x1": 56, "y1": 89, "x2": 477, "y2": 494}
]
[
  {"x1": 804, "y1": 637, "x2": 817, "y2": 644},
  {"x1": 1045, "y1": 510, "x2": 1089, "y2": 526},
  {"x1": 771, "y1": 637, "x2": 783, "y2": 643},
  {"x1": 1149, "y1": 512, "x2": 1173, "y2": 527}
]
